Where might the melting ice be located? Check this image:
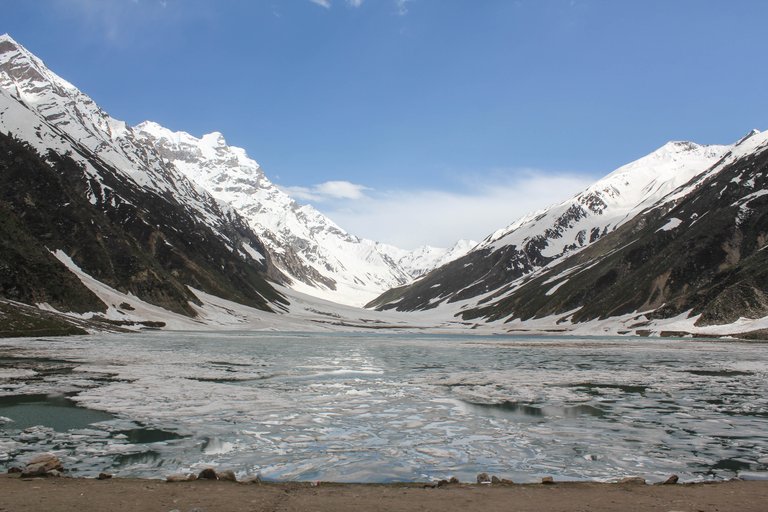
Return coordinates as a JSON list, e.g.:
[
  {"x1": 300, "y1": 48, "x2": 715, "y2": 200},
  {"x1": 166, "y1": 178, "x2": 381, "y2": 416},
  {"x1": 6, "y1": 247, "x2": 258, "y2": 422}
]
[{"x1": 1, "y1": 332, "x2": 767, "y2": 483}]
